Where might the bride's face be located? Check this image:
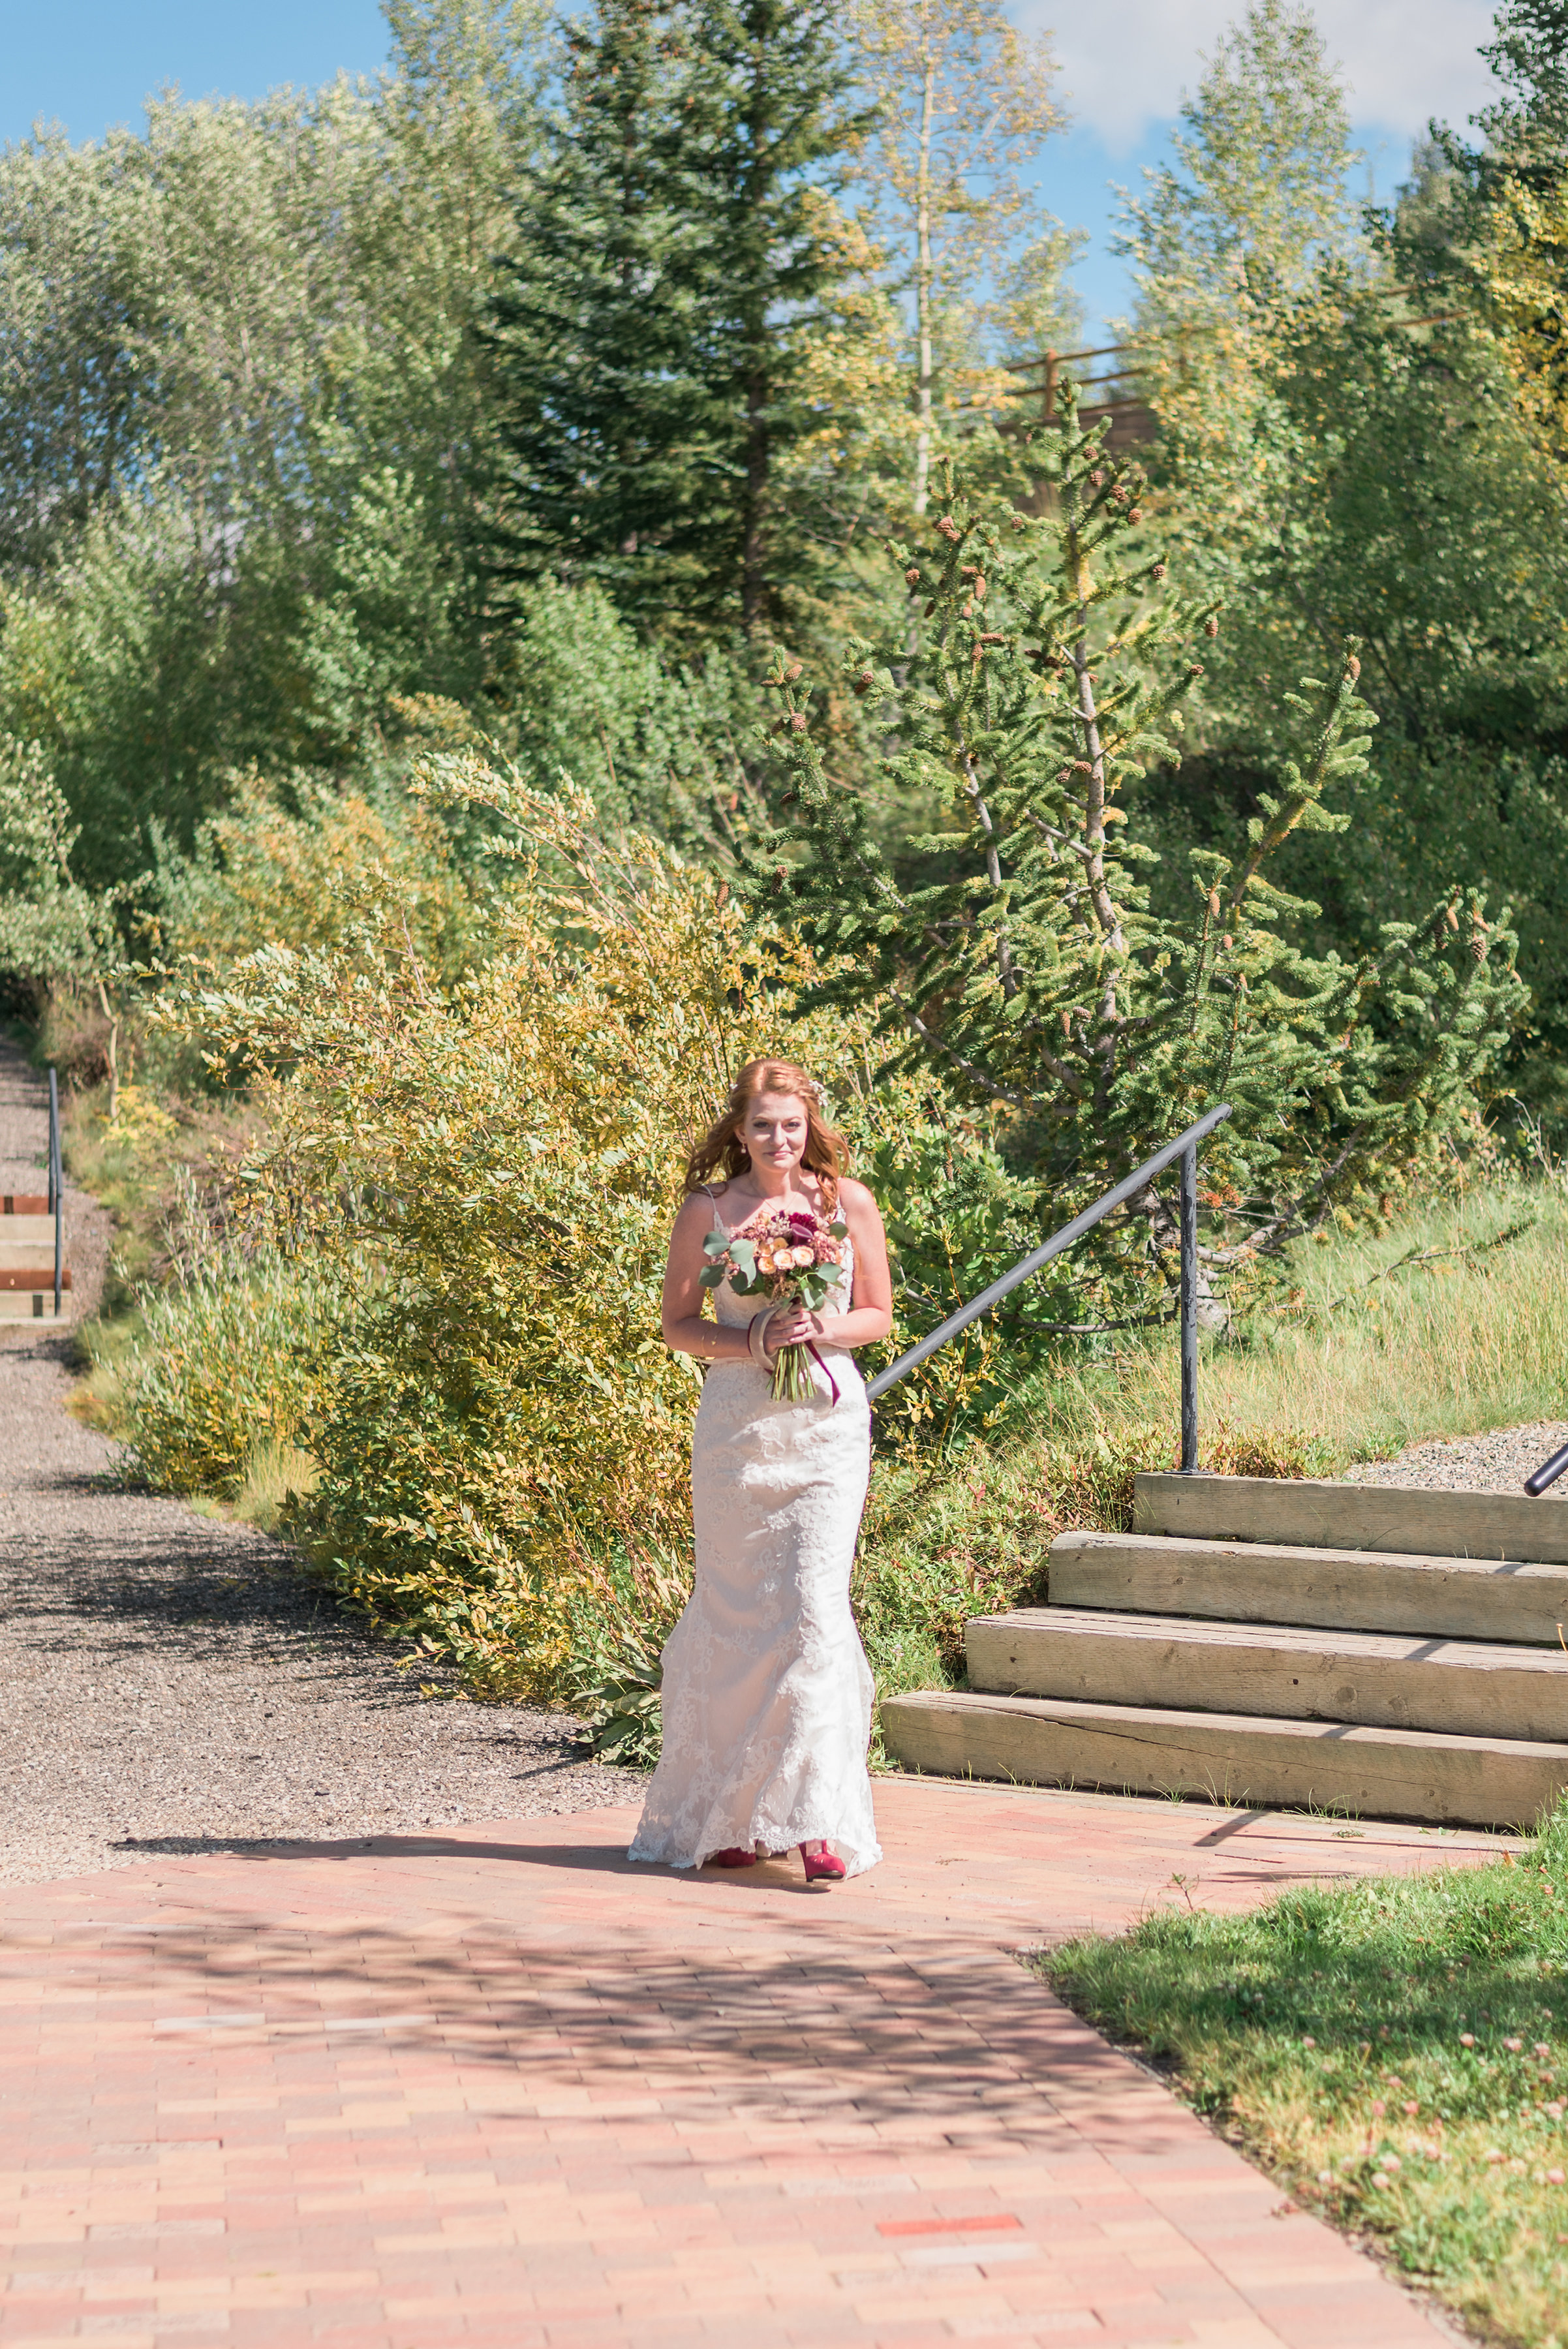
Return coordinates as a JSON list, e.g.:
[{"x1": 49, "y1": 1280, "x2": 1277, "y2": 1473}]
[{"x1": 741, "y1": 1091, "x2": 810, "y2": 1178}]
